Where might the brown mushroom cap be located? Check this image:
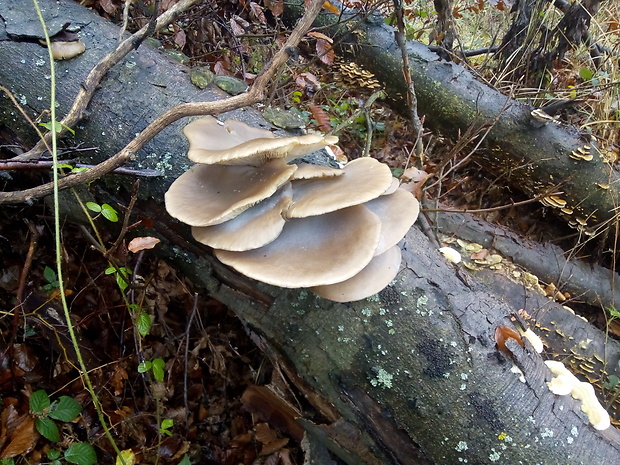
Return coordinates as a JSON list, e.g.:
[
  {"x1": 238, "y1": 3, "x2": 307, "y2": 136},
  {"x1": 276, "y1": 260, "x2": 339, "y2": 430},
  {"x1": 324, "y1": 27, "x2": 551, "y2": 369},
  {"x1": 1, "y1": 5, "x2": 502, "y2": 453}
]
[
  {"x1": 185, "y1": 117, "x2": 338, "y2": 166},
  {"x1": 191, "y1": 184, "x2": 292, "y2": 251},
  {"x1": 215, "y1": 205, "x2": 381, "y2": 288},
  {"x1": 286, "y1": 157, "x2": 393, "y2": 218},
  {"x1": 311, "y1": 245, "x2": 402, "y2": 302},
  {"x1": 364, "y1": 188, "x2": 419, "y2": 256},
  {"x1": 165, "y1": 160, "x2": 297, "y2": 227}
]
